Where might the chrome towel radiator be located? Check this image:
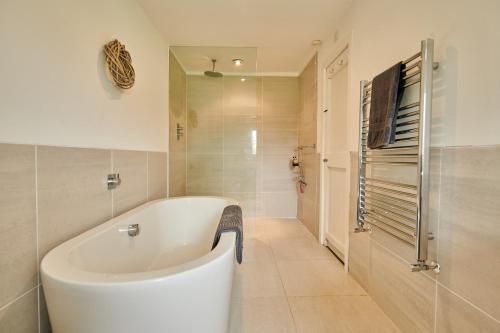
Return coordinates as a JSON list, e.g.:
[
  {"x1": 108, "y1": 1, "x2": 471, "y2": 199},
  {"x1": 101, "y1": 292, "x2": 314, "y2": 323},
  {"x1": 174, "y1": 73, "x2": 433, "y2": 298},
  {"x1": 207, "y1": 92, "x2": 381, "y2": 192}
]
[{"x1": 355, "y1": 39, "x2": 439, "y2": 272}]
